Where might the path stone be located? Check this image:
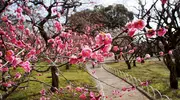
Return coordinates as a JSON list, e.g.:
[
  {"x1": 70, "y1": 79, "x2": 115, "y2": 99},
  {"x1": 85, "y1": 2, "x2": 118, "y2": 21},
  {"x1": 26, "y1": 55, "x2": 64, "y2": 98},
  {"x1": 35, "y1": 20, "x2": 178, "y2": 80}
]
[{"x1": 86, "y1": 63, "x2": 149, "y2": 100}]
